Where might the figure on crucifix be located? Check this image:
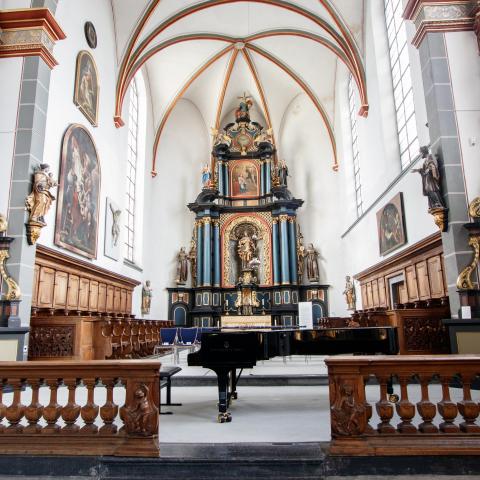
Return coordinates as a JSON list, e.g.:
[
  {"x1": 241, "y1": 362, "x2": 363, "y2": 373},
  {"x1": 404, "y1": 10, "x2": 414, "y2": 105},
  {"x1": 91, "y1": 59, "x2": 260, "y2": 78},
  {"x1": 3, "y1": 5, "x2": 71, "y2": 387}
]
[{"x1": 235, "y1": 93, "x2": 253, "y2": 122}]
